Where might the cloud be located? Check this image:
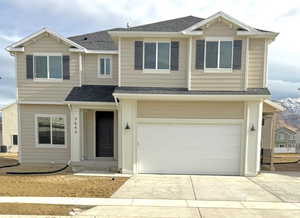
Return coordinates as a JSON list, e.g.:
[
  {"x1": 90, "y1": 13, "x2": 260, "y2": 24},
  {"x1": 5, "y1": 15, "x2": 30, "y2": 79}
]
[
  {"x1": 268, "y1": 80, "x2": 300, "y2": 99},
  {"x1": 0, "y1": 0, "x2": 299, "y2": 105},
  {"x1": 276, "y1": 8, "x2": 300, "y2": 20}
]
